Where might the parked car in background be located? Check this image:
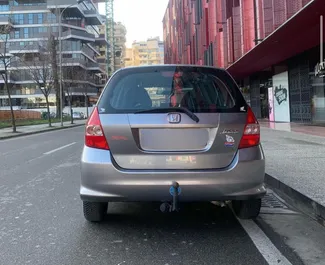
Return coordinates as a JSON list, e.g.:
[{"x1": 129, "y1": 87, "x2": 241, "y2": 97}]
[{"x1": 73, "y1": 112, "x2": 87, "y2": 119}]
